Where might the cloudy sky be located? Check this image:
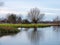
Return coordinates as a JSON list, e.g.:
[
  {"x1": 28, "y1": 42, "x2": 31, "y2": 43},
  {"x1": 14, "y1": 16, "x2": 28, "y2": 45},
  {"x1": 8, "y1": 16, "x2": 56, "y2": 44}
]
[{"x1": 0, "y1": 0, "x2": 60, "y2": 21}]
